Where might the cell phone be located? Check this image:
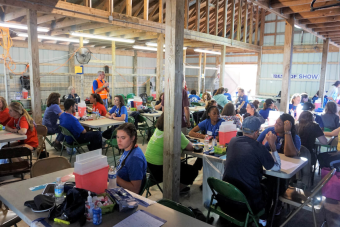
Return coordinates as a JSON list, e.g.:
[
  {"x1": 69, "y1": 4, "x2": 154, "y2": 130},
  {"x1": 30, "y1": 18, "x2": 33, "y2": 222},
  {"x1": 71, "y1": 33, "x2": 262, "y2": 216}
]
[{"x1": 42, "y1": 183, "x2": 55, "y2": 197}]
